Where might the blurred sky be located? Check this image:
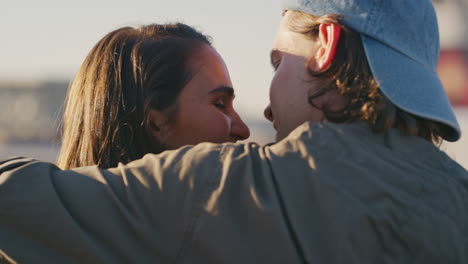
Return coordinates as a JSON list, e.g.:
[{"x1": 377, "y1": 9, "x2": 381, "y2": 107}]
[
  {"x1": 0, "y1": 0, "x2": 282, "y2": 119},
  {"x1": 1, "y1": 0, "x2": 467, "y2": 167},
  {"x1": 434, "y1": 0, "x2": 468, "y2": 48},
  {"x1": 1, "y1": 0, "x2": 467, "y2": 119}
]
